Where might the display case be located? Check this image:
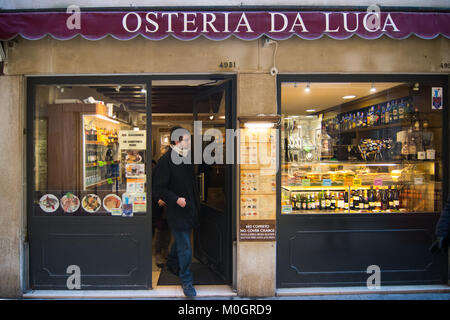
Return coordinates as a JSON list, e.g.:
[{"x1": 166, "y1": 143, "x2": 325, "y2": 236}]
[
  {"x1": 281, "y1": 160, "x2": 440, "y2": 214},
  {"x1": 280, "y1": 88, "x2": 443, "y2": 215},
  {"x1": 82, "y1": 114, "x2": 122, "y2": 190}
]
